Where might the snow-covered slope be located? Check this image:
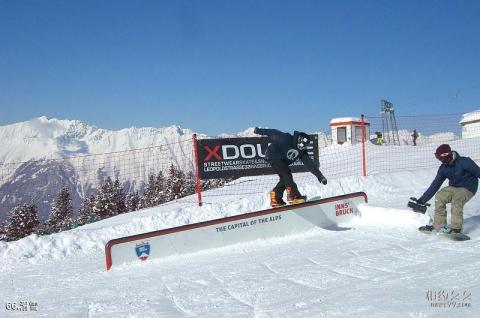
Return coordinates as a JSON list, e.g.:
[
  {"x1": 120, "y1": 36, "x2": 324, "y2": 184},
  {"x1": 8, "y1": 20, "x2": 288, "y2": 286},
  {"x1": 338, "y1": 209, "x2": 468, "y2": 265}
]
[{"x1": 1, "y1": 168, "x2": 479, "y2": 317}]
